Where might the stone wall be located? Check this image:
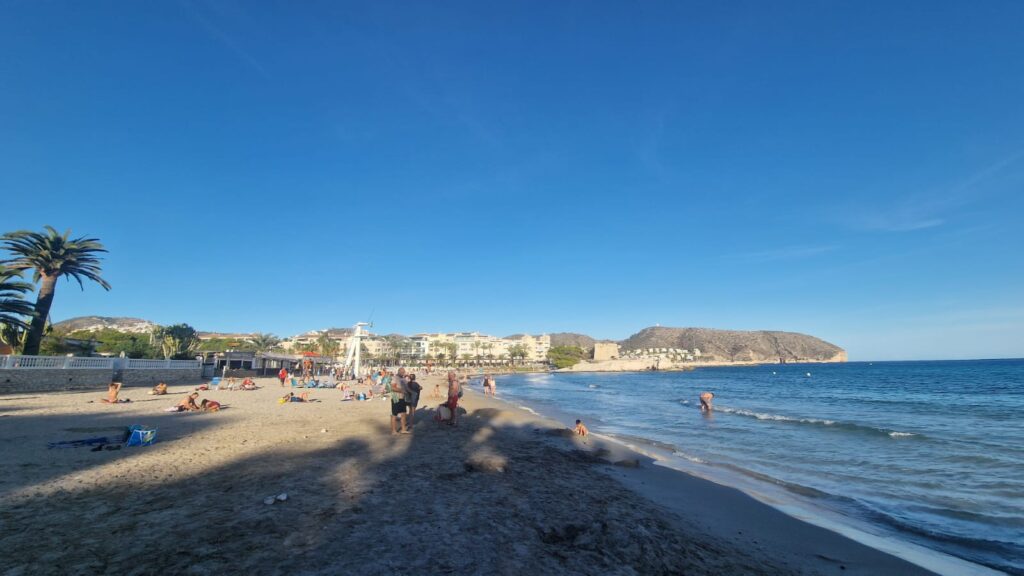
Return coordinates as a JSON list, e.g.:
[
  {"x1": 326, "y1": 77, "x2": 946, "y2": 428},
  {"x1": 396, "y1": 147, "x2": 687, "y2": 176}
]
[
  {"x1": 0, "y1": 369, "x2": 114, "y2": 394},
  {"x1": 122, "y1": 368, "x2": 203, "y2": 388}
]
